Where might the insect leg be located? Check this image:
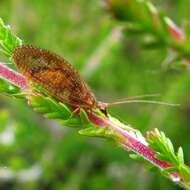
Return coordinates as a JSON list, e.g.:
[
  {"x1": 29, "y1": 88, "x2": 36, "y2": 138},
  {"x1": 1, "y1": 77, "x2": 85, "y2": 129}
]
[{"x1": 68, "y1": 106, "x2": 81, "y2": 119}]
